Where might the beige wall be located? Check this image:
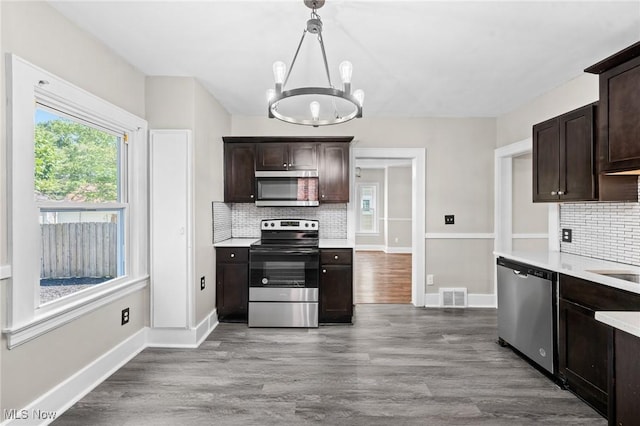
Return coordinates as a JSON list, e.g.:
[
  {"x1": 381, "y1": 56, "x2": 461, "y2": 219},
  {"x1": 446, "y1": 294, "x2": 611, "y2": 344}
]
[
  {"x1": 387, "y1": 166, "x2": 412, "y2": 248},
  {"x1": 1, "y1": 1, "x2": 148, "y2": 413},
  {"x1": 496, "y1": 74, "x2": 598, "y2": 147},
  {"x1": 232, "y1": 116, "x2": 496, "y2": 294},
  {"x1": 145, "y1": 77, "x2": 231, "y2": 324}
]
